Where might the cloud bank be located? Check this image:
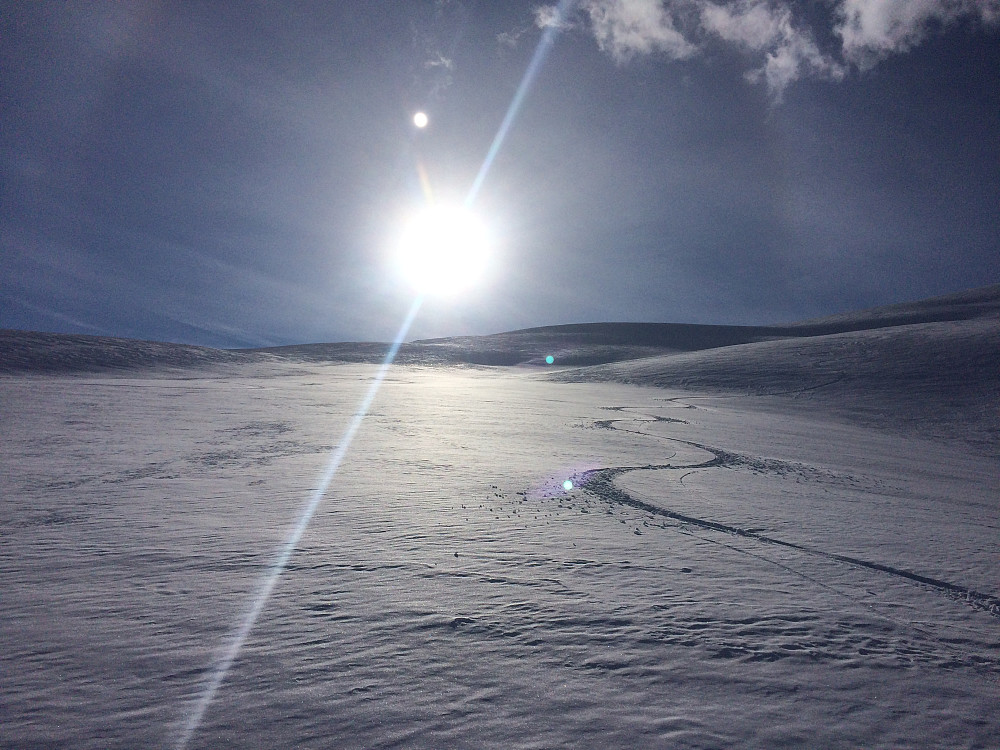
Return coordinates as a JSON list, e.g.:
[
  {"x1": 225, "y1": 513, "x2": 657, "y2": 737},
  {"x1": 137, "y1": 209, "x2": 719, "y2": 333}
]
[
  {"x1": 534, "y1": 0, "x2": 1000, "y2": 98},
  {"x1": 837, "y1": 0, "x2": 1000, "y2": 66}
]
